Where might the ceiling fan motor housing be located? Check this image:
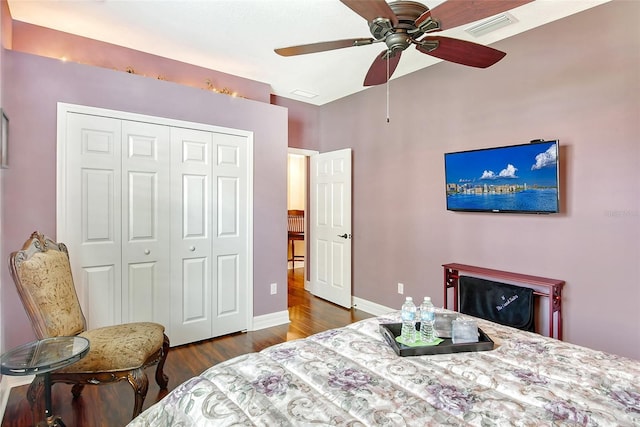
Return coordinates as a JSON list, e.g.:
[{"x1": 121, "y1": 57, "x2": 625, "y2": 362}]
[{"x1": 369, "y1": 1, "x2": 433, "y2": 52}]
